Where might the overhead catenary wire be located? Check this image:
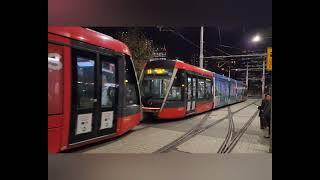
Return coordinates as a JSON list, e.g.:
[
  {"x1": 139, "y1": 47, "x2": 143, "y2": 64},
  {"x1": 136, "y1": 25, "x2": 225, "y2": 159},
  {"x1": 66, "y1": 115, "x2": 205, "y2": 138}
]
[
  {"x1": 165, "y1": 27, "x2": 231, "y2": 56},
  {"x1": 204, "y1": 53, "x2": 267, "y2": 59}
]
